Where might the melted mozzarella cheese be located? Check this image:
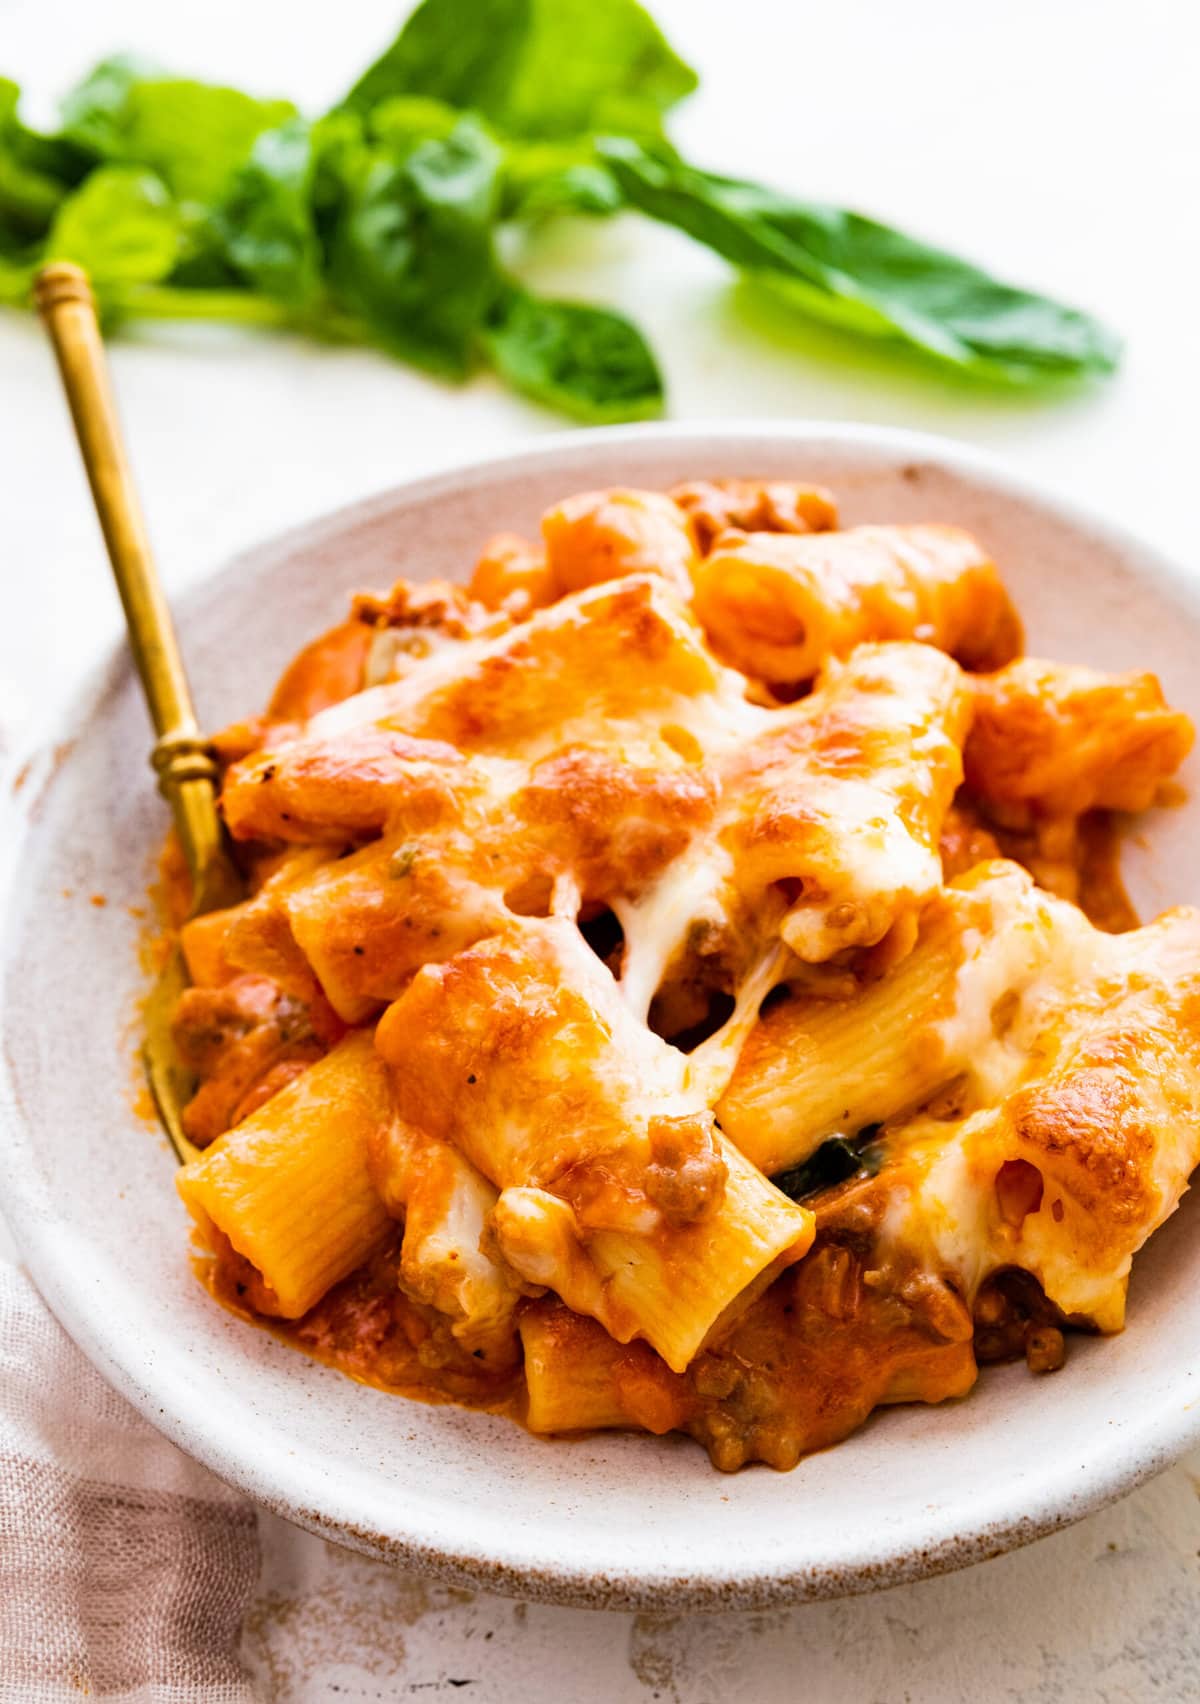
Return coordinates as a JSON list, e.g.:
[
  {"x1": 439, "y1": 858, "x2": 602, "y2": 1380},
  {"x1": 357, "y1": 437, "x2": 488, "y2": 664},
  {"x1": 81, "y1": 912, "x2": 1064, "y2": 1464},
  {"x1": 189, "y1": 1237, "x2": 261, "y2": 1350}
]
[
  {"x1": 365, "y1": 623, "x2": 479, "y2": 686},
  {"x1": 881, "y1": 1124, "x2": 992, "y2": 1299},
  {"x1": 889, "y1": 896, "x2": 1200, "y2": 1327},
  {"x1": 310, "y1": 628, "x2": 496, "y2": 738},
  {"x1": 314, "y1": 576, "x2": 771, "y2": 761},
  {"x1": 778, "y1": 773, "x2": 942, "y2": 961},
  {"x1": 686, "y1": 941, "x2": 790, "y2": 1107},
  {"x1": 614, "y1": 836, "x2": 736, "y2": 1023},
  {"x1": 934, "y1": 874, "x2": 1119, "y2": 1108}
]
